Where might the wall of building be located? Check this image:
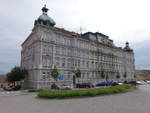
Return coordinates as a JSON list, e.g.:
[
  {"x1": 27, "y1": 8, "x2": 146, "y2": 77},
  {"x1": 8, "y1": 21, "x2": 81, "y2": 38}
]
[{"x1": 21, "y1": 25, "x2": 135, "y2": 89}]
